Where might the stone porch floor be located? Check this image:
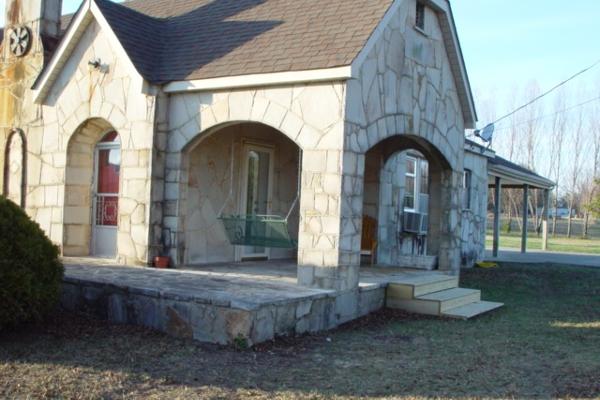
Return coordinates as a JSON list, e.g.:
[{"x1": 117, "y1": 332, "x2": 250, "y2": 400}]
[
  {"x1": 61, "y1": 257, "x2": 449, "y2": 345},
  {"x1": 63, "y1": 258, "x2": 332, "y2": 311}
]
